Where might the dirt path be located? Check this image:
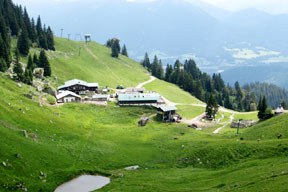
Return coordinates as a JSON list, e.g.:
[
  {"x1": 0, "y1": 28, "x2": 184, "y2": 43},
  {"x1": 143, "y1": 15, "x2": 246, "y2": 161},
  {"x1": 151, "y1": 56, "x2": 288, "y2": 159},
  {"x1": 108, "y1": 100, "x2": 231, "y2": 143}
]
[
  {"x1": 213, "y1": 114, "x2": 234, "y2": 134},
  {"x1": 136, "y1": 76, "x2": 156, "y2": 88},
  {"x1": 181, "y1": 113, "x2": 206, "y2": 125}
]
